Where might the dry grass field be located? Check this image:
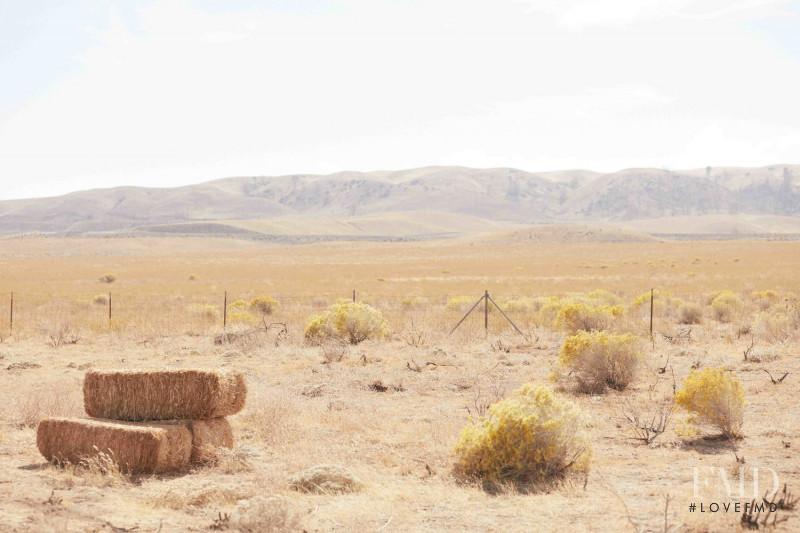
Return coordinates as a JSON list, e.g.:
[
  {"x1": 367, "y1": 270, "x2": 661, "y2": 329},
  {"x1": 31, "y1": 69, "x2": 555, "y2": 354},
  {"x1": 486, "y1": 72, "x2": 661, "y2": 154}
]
[{"x1": 1, "y1": 231, "x2": 799, "y2": 532}]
